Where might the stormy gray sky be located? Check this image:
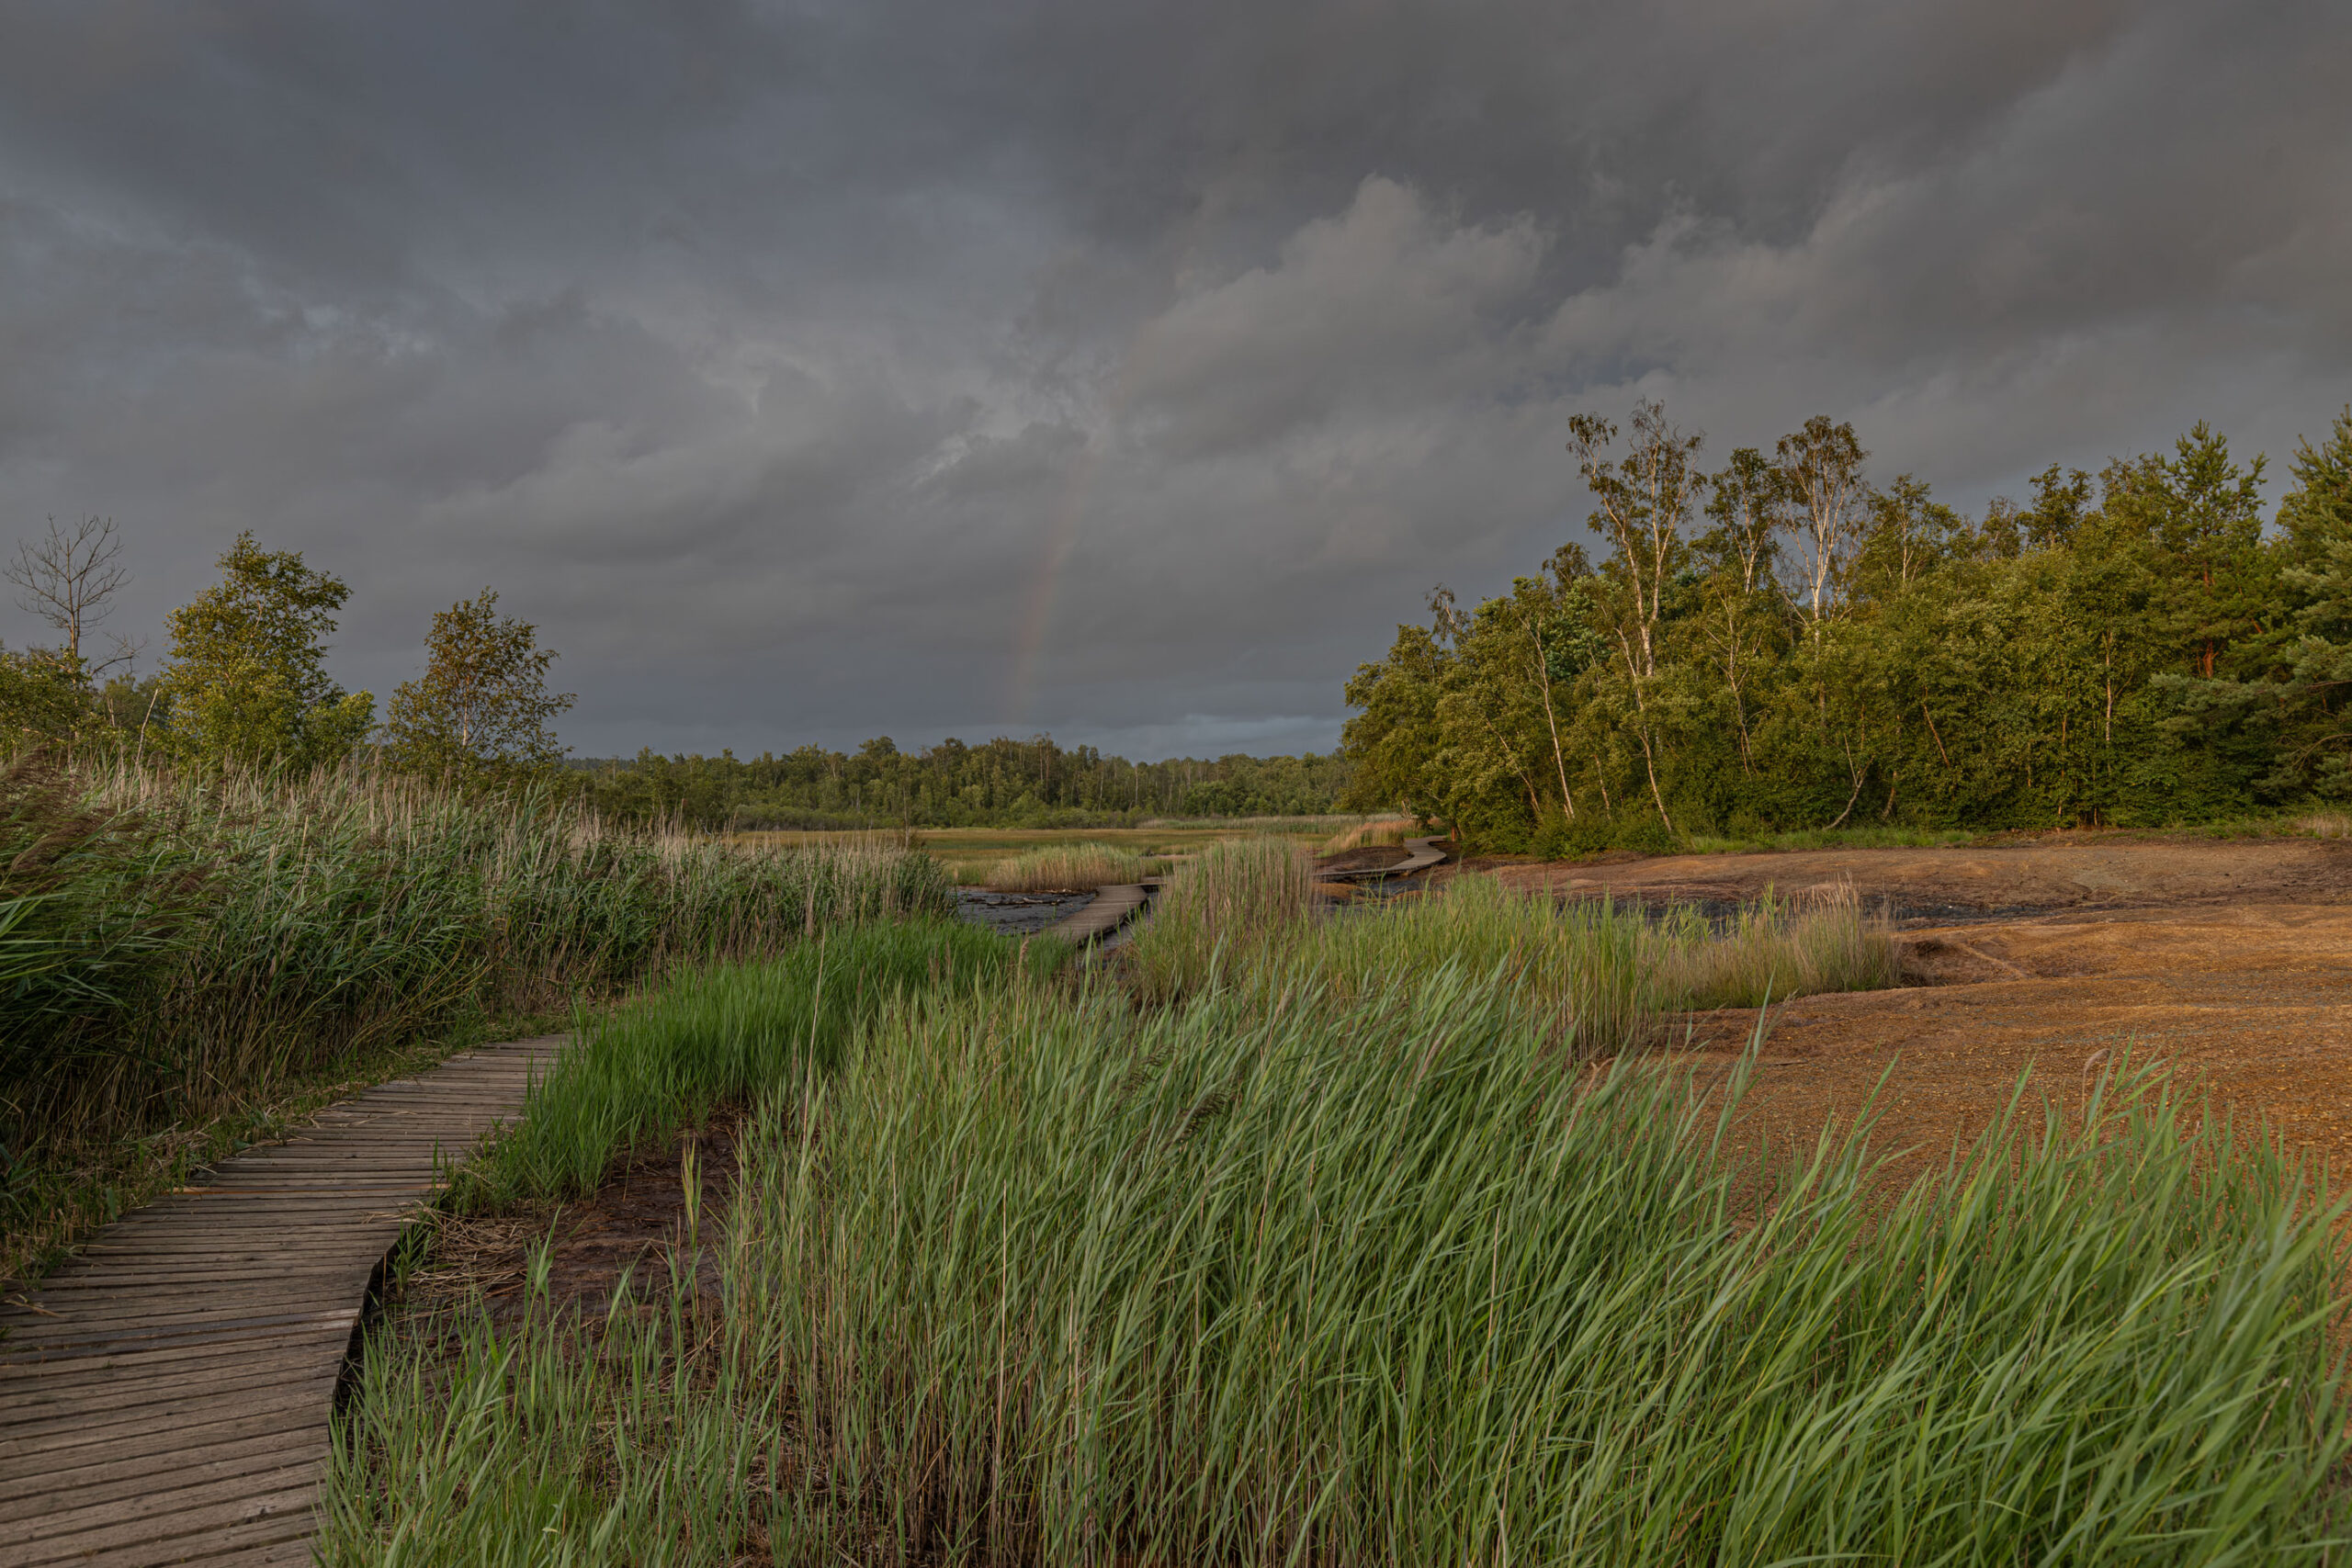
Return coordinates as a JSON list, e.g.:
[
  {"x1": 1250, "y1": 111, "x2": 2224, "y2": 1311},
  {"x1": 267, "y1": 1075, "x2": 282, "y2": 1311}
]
[{"x1": 2, "y1": 2, "x2": 2346, "y2": 759}]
